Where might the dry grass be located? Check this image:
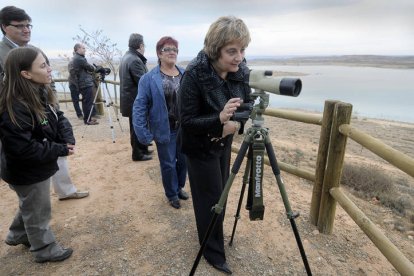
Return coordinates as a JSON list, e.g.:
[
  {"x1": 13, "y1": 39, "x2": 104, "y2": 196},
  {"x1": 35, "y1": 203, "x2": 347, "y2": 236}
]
[{"x1": 341, "y1": 163, "x2": 414, "y2": 227}]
